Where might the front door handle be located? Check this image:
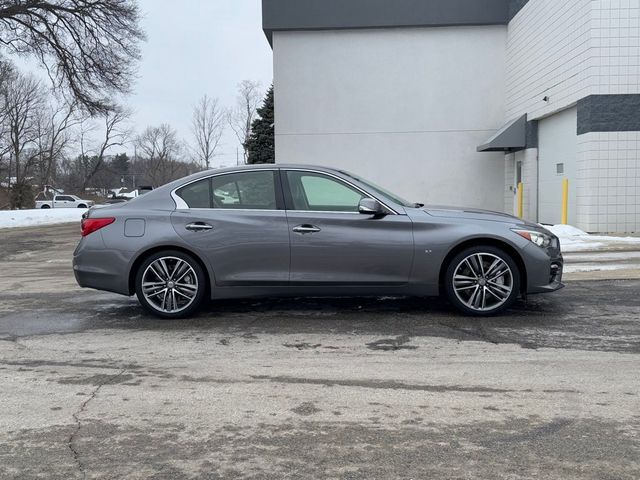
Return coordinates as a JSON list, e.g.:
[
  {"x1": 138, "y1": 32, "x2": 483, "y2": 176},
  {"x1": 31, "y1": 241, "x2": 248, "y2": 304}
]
[
  {"x1": 186, "y1": 222, "x2": 213, "y2": 232},
  {"x1": 292, "y1": 224, "x2": 321, "y2": 234}
]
